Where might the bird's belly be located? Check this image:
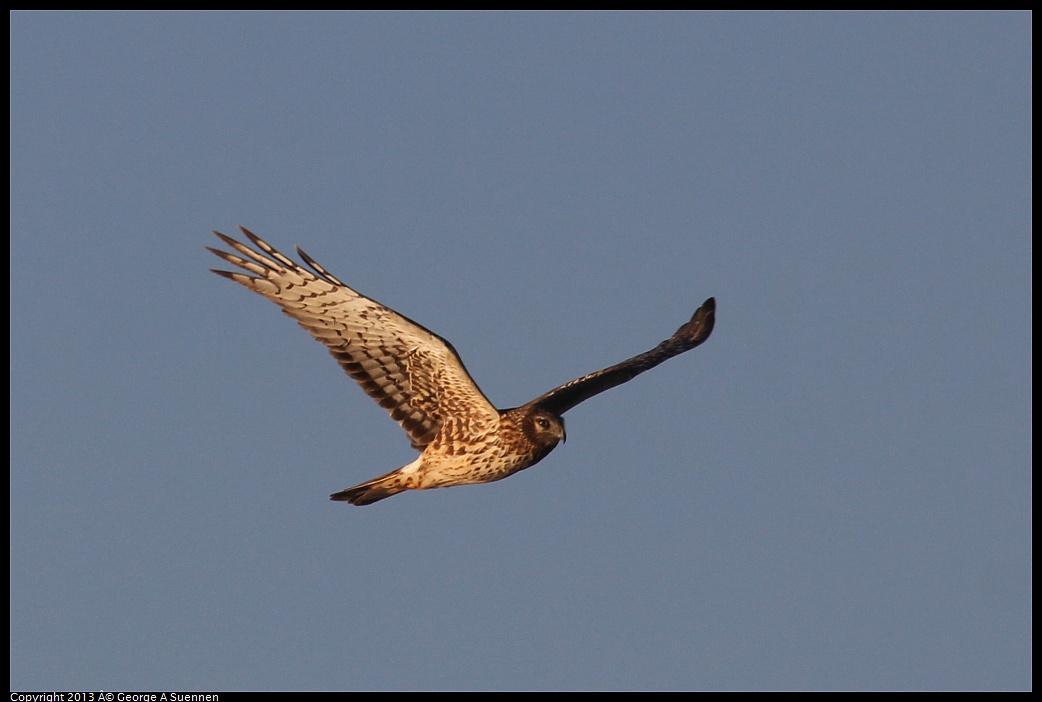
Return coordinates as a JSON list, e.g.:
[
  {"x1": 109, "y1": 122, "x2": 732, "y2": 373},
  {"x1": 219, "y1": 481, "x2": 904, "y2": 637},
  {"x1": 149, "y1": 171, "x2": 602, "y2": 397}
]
[{"x1": 417, "y1": 447, "x2": 546, "y2": 489}]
